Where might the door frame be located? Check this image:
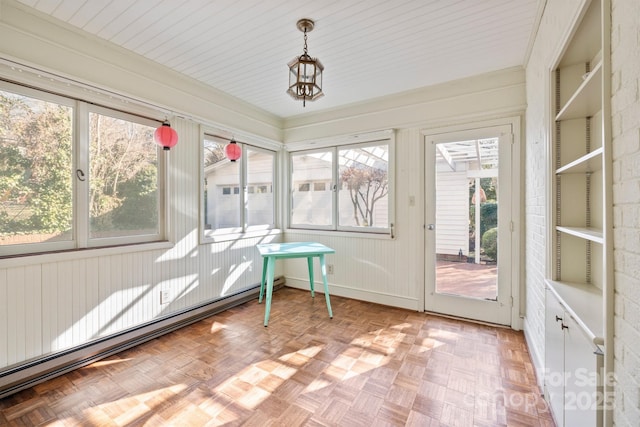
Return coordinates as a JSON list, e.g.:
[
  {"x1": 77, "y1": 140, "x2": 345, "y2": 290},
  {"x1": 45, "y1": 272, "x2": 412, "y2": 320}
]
[{"x1": 420, "y1": 116, "x2": 522, "y2": 329}]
